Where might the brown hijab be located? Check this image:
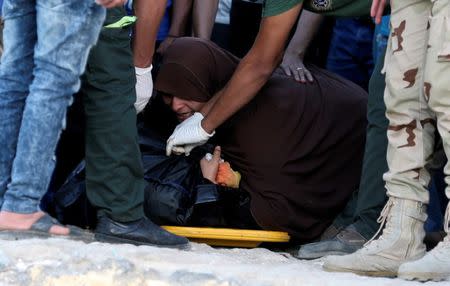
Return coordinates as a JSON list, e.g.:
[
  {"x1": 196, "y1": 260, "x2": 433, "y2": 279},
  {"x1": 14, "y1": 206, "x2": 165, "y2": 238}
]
[
  {"x1": 155, "y1": 37, "x2": 368, "y2": 242},
  {"x1": 155, "y1": 37, "x2": 238, "y2": 102}
]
